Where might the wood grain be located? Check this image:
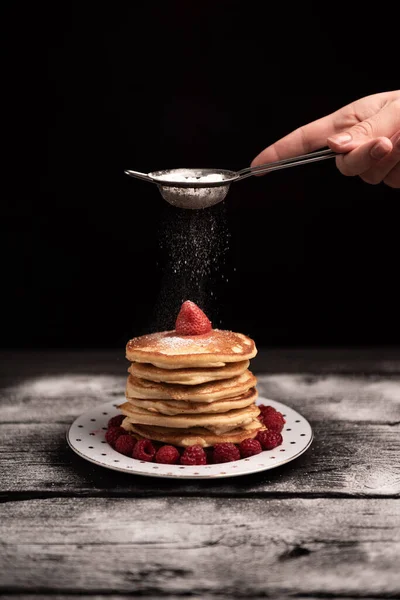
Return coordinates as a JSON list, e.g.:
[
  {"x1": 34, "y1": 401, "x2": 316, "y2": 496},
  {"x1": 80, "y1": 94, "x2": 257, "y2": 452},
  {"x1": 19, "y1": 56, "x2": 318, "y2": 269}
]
[
  {"x1": 0, "y1": 596, "x2": 365, "y2": 600},
  {"x1": 1, "y1": 420, "x2": 399, "y2": 497},
  {"x1": 1, "y1": 349, "x2": 399, "y2": 598},
  {"x1": 1, "y1": 350, "x2": 399, "y2": 424},
  {"x1": 4, "y1": 347, "x2": 400, "y2": 379},
  {"x1": 2, "y1": 372, "x2": 399, "y2": 424},
  {"x1": 0, "y1": 497, "x2": 399, "y2": 596},
  {"x1": 257, "y1": 374, "x2": 400, "y2": 423}
]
